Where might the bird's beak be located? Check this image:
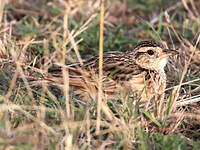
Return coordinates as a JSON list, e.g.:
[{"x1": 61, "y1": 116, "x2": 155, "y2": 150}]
[{"x1": 161, "y1": 49, "x2": 179, "y2": 58}]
